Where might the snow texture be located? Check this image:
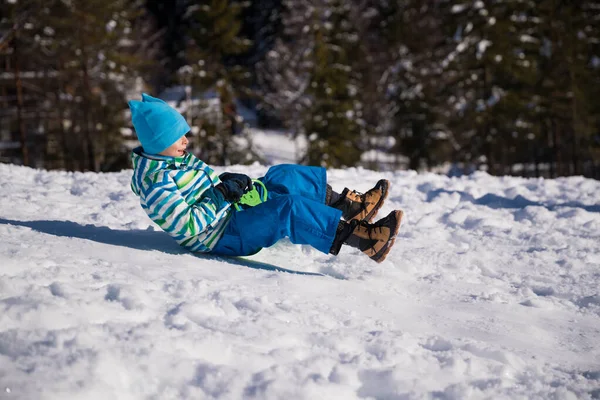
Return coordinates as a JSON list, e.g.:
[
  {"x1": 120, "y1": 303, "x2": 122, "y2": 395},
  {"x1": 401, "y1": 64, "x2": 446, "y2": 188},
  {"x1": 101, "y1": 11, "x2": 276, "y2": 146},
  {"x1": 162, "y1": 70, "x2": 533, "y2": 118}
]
[{"x1": 1, "y1": 153, "x2": 599, "y2": 399}]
